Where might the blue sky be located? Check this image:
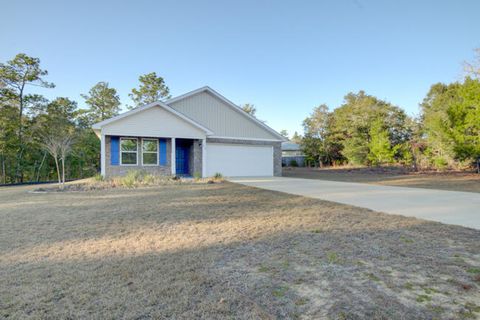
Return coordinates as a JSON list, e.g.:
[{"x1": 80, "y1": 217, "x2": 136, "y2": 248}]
[{"x1": 1, "y1": 0, "x2": 479, "y2": 136}]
